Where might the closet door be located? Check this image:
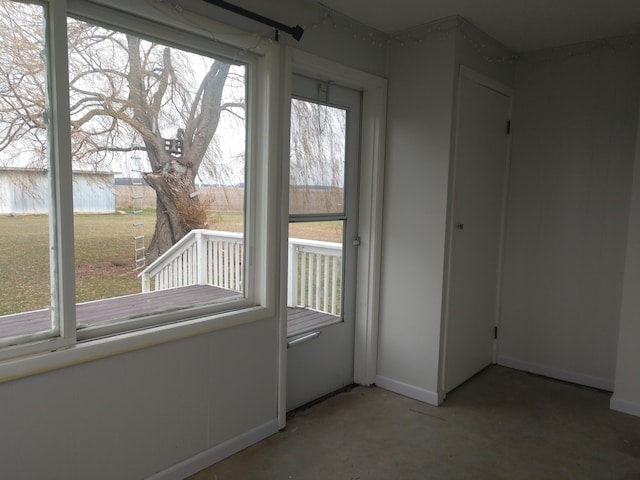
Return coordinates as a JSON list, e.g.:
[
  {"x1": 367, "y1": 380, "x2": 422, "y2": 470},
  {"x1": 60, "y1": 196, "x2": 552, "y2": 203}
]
[{"x1": 444, "y1": 69, "x2": 512, "y2": 392}]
